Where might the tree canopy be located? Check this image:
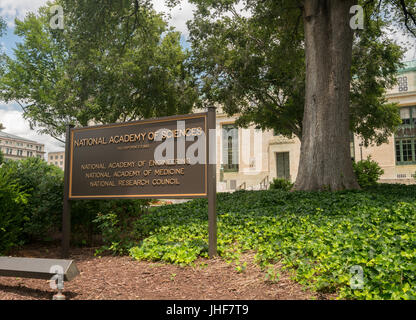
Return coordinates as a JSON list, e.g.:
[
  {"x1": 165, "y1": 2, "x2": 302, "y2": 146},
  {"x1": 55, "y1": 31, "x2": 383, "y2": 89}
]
[
  {"x1": 0, "y1": 17, "x2": 6, "y2": 81},
  {"x1": 184, "y1": 0, "x2": 415, "y2": 146},
  {"x1": 0, "y1": 1, "x2": 199, "y2": 142}
]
